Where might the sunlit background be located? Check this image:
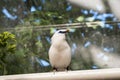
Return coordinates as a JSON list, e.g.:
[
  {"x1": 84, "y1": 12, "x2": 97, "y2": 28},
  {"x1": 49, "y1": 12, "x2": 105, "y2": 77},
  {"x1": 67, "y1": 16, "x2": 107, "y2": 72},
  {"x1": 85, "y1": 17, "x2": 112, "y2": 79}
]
[{"x1": 0, "y1": 0, "x2": 120, "y2": 75}]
